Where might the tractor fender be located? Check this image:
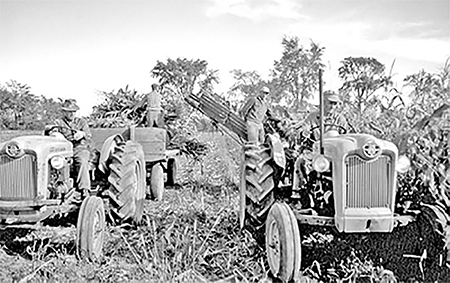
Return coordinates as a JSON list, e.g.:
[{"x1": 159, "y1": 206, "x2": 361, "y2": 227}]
[
  {"x1": 98, "y1": 134, "x2": 125, "y2": 174},
  {"x1": 266, "y1": 134, "x2": 286, "y2": 169}
]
